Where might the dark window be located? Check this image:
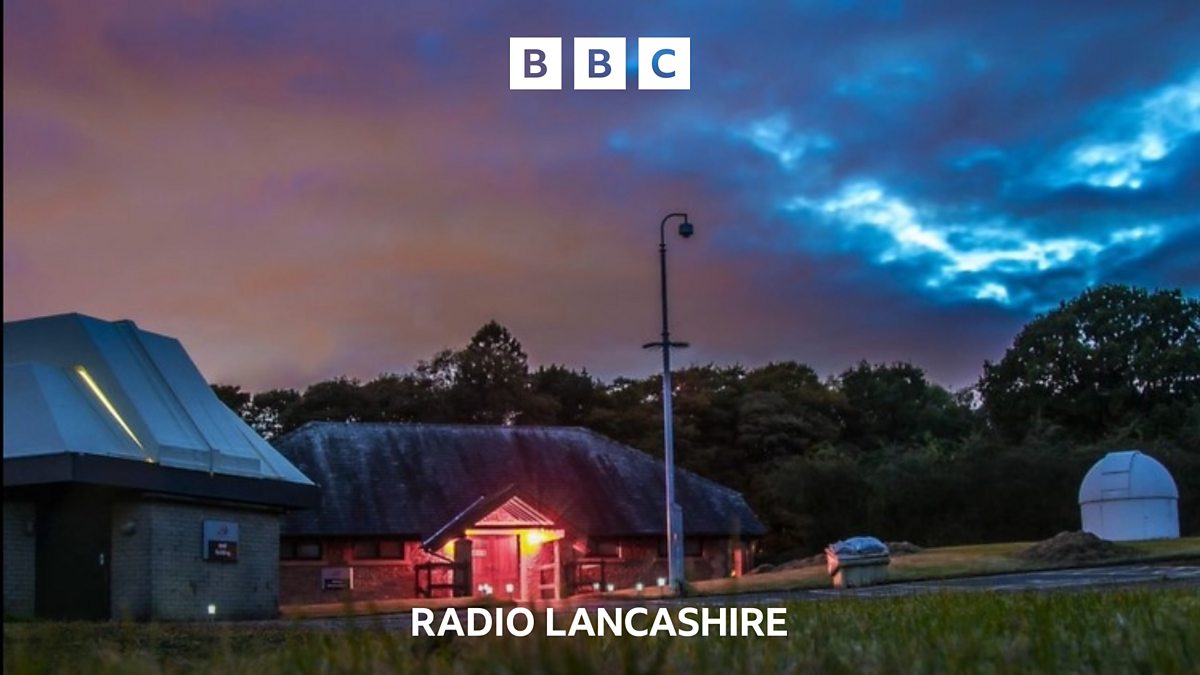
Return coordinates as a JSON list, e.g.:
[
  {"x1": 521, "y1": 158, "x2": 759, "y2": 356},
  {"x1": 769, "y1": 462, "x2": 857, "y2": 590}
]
[
  {"x1": 282, "y1": 540, "x2": 323, "y2": 560},
  {"x1": 587, "y1": 538, "x2": 621, "y2": 558},
  {"x1": 295, "y1": 541, "x2": 323, "y2": 560},
  {"x1": 378, "y1": 540, "x2": 405, "y2": 559},
  {"x1": 353, "y1": 539, "x2": 406, "y2": 560},
  {"x1": 658, "y1": 538, "x2": 703, "y2": 557}
]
